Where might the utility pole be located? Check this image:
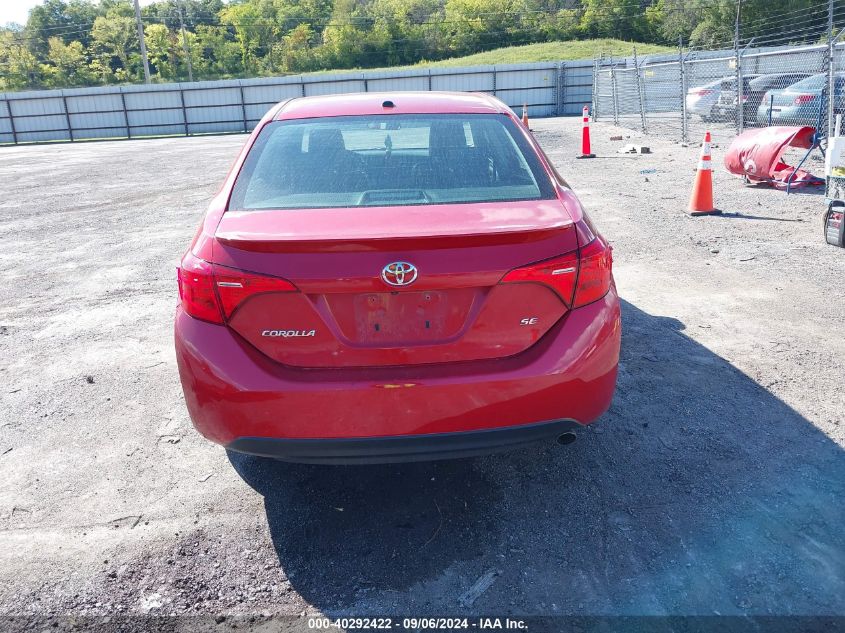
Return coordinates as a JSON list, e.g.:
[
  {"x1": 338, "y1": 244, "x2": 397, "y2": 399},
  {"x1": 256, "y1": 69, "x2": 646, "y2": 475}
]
[
  {"x1": 830, "y1": 0, "x2": 835, "y2": 38},
  {"x1": 133, "y1": 0, "x2": 151, "y2": 83},
  {"x1": 828, "y1": 0, "x2": 835, "y2": 139},
  {"x1": 177, "y1": 0, "x2": 194, "y2": 82},
  {"x1": 679, "y1": 35, "x2": 687, "y2": 142},
  {"x1": 734, "y1": 0, "x2": 743, "y2": 133},
  {"x1": 734, "y1": 0, "x2": 742, "y2": 51}
]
